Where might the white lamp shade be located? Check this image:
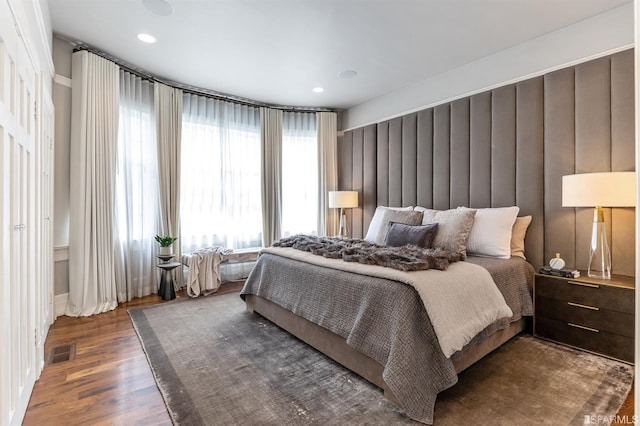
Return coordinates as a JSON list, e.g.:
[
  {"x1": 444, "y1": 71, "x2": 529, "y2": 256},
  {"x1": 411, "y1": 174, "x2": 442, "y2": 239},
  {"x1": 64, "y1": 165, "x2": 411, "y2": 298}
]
[
  {"x1": 562, "y1": 172, "x2": 636, "y2": 207},
  {"x1": 328, "y1": 191, "x2": 358, "y2": 209}
]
